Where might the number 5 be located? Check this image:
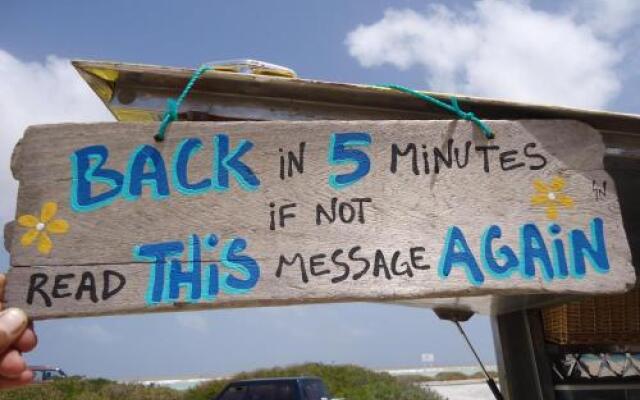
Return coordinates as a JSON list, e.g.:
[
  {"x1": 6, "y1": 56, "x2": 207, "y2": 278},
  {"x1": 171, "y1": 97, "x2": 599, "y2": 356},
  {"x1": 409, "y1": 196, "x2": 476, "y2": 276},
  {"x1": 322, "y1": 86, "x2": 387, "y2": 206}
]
[{"x1": 328, "y1": 132, "x2": 372, "y2": 189}]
